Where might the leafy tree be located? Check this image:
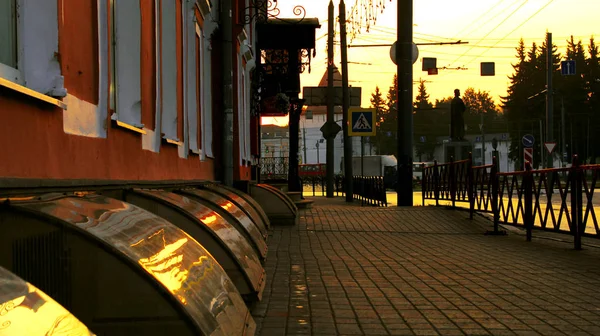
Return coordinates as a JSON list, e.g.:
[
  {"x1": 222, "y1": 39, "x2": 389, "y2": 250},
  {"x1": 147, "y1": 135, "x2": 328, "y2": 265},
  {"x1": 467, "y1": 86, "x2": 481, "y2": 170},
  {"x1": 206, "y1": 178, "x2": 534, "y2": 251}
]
[{"x1": 462, "y1": 87, "x2": 499, "y2": 135}]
